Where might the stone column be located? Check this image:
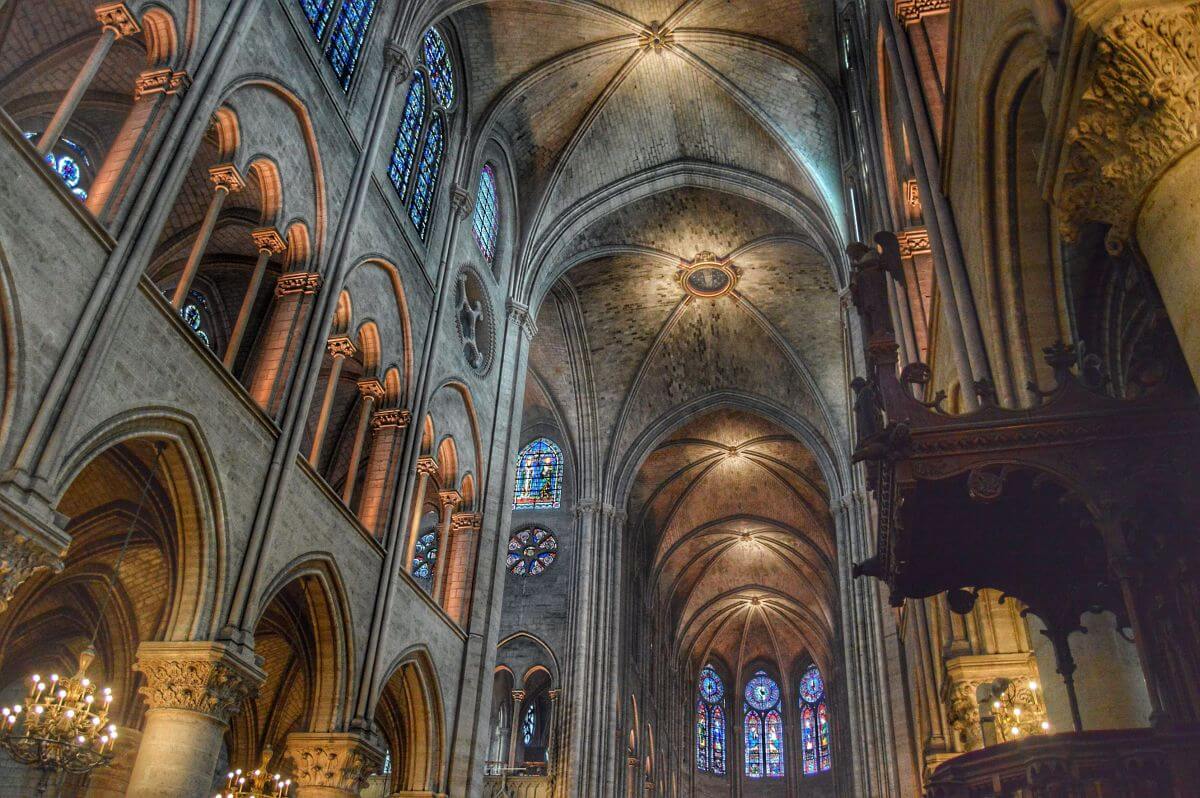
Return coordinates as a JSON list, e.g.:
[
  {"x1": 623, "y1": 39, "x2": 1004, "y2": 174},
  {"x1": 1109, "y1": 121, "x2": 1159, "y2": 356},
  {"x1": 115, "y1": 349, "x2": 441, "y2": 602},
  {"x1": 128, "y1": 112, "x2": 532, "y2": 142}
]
[
  {"x1": 248, "y1": 271, "x2": 322, "y2": 413},
  {"x1": 442, "y1": 511, "x2": 482, "y2": 625},
  {"x1": 170, "y1": 164, "x2": 245, "y2": 309},
  {"x1": 308, "y1": 336, "x2": 357, "y2": 466},
  {"x1": 285, "y1": 732, "x2": 384, "y2": 798},
  {"x1": 88, "y1": 67, "x2": 190, "y2": 225},
  {"x1": 403, "y1": 457, "x2": 440, "y2": 575},
  {"x1": 83, "y1": 726, "x2": 142, "y2": 797},
  {"x1": 342, "y1": 378, "x2": 385, "y2": 504},
  {"x1": 1056, "y1": 2, "x2": 1200, "y2": 385},
  {"x1": 127, "y1": 641, "x2": 264, "y2": 798},
  {"x1": 36, "y1": 2, "x2": 139, "y2": 157},
  {"x1": 430, "y1": 489, "x2": 460, "y2": 604},
  {"x1": 508, "y1": 690, "x2": 526, "y2": 769},
  {"x1": 356, "y1": 408, "x2": 411, "y2": 536},
  {"x1": 224, "y1": 227, "x2": 287, "y2": 369}
]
